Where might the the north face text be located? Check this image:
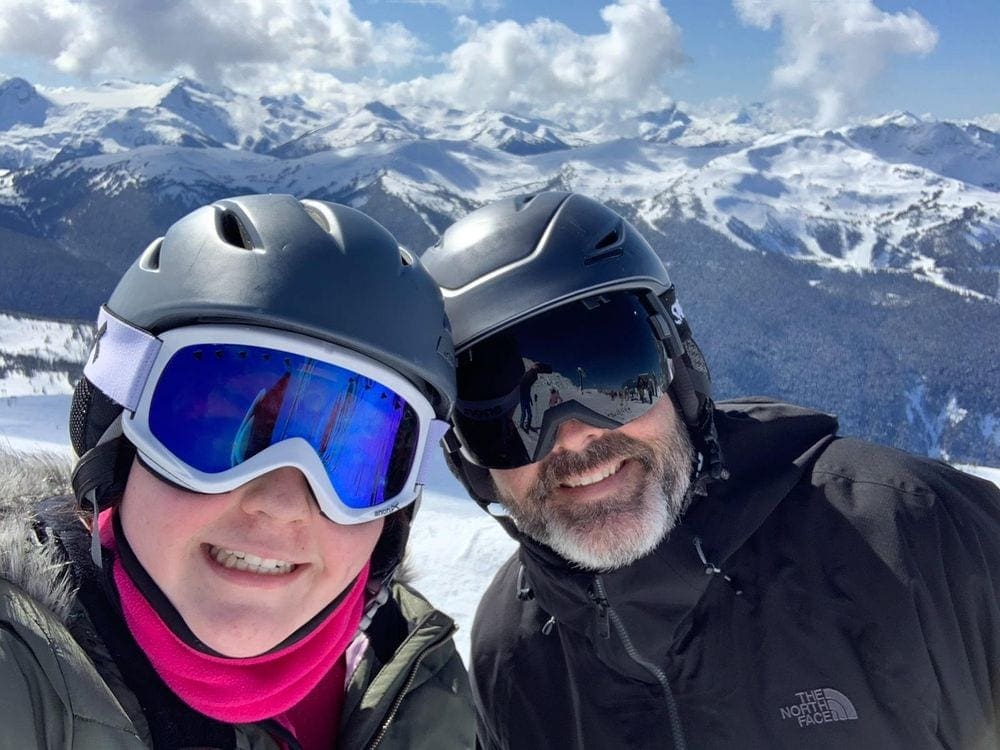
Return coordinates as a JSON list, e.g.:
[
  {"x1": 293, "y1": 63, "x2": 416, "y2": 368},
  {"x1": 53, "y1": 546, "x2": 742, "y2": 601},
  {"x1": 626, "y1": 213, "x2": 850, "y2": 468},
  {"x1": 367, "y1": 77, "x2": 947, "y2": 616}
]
[{"x1": 780, "y1": 688, "x2": 858, "y2": 727}]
